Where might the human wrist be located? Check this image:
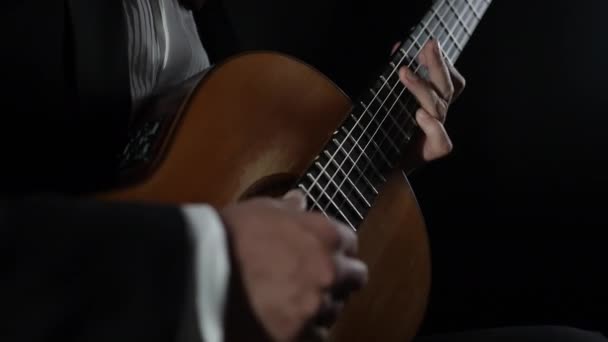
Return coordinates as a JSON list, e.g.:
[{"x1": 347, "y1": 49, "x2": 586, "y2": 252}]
[{"x1": 217, "y1": 207, "x2": 273, "y2": 342}]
